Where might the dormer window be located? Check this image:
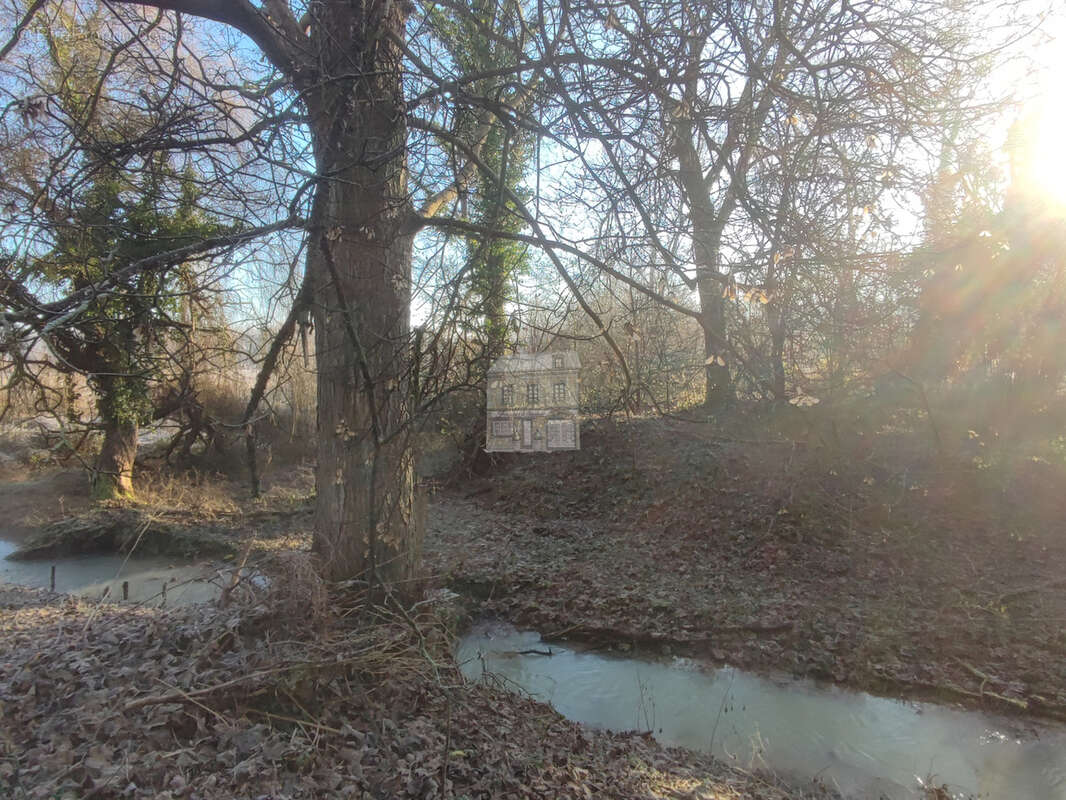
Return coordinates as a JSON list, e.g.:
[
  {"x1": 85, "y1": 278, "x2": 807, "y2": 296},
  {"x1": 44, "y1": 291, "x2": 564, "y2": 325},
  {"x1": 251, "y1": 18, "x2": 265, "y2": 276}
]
[
  {"x1": 501, "y1": 385, "x2": 514, "y2": 406},
  {"x1": 552, "y1": 354, "x2": 564, "y2": 369}
]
